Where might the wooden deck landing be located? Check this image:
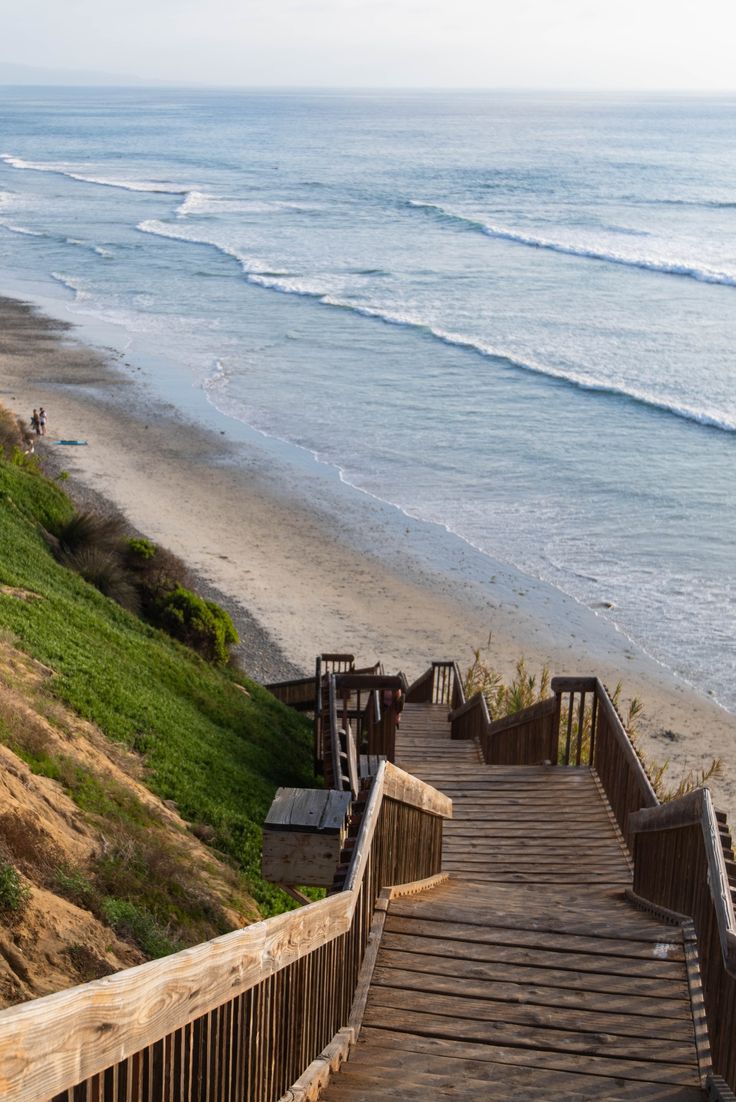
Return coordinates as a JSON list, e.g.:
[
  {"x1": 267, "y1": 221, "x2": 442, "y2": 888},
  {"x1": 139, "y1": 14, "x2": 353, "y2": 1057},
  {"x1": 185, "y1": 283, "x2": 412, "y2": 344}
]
[{"x1": 321, "y1": 703, "x2": 706, "y2": 1101}]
